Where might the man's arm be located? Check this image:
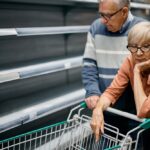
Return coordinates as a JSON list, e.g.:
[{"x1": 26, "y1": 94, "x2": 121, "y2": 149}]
[{"x1": 82, "y1": 32, "x2": 101, "y2": 109}]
